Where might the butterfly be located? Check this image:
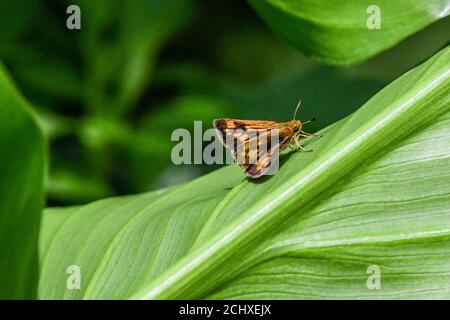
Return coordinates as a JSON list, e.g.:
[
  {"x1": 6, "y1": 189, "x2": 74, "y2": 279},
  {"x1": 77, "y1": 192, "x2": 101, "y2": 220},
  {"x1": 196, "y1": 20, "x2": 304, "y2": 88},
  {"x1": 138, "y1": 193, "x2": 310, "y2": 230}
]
[{"x1": 213, "y1": 100, "x2": 321, "y2": 178}]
